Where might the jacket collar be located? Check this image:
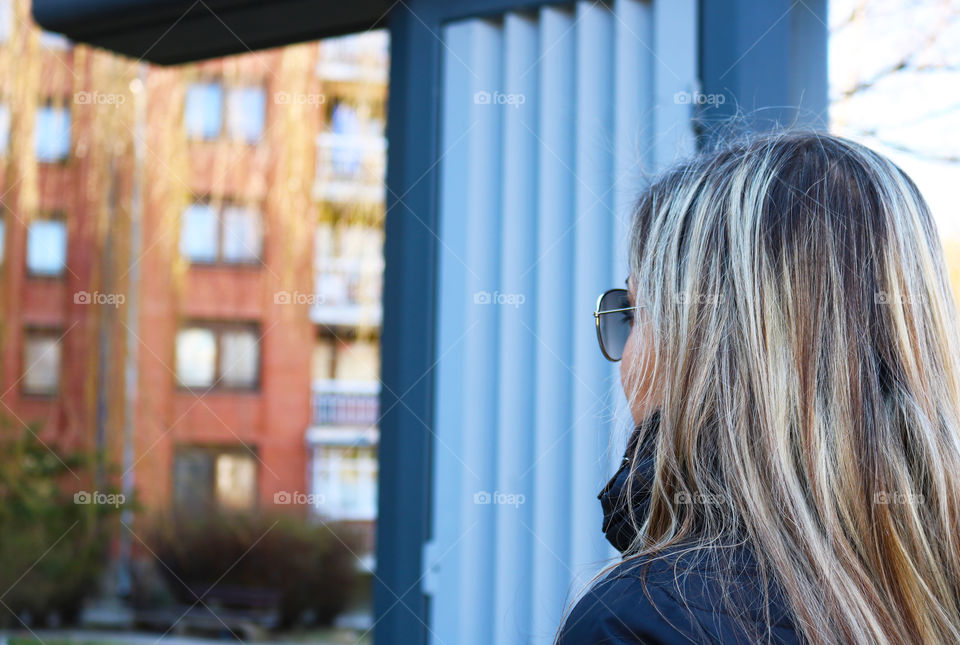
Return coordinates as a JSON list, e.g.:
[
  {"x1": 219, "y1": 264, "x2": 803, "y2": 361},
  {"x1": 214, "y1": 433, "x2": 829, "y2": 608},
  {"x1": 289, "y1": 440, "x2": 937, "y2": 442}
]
[{"x1": 599, "y1": 411, "x2": 660, "y2": 553}]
